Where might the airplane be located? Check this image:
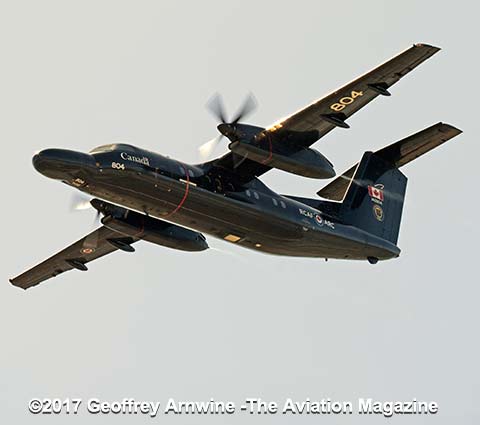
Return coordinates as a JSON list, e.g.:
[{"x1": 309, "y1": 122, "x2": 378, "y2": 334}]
[{"x1": 10, "y1": 43, "x2": 462, "y2": 290}]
